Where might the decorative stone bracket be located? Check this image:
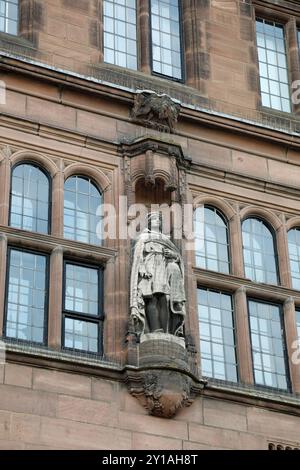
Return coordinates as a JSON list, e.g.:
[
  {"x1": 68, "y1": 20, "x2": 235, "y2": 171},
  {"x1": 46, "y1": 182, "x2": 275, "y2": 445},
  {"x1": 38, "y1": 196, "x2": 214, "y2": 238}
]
[
  {"x1": 121, "y1": 136, "x2": 191, "y2": 206},
  {"x1": 124, "y1": 333, "x2": 206, "y2": 419}
]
